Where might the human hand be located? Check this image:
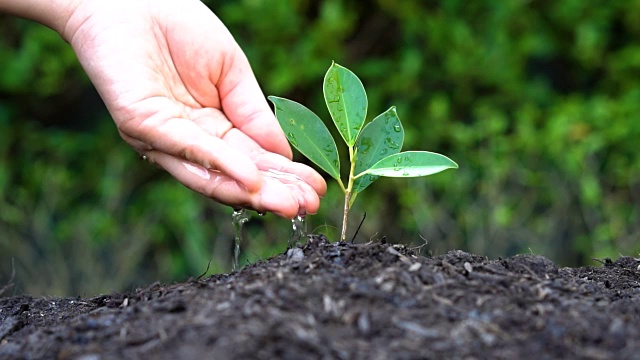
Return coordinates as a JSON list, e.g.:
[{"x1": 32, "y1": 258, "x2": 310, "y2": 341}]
[{"x1": 45, "y1": 0, "x2": 326, "y2": 218}]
